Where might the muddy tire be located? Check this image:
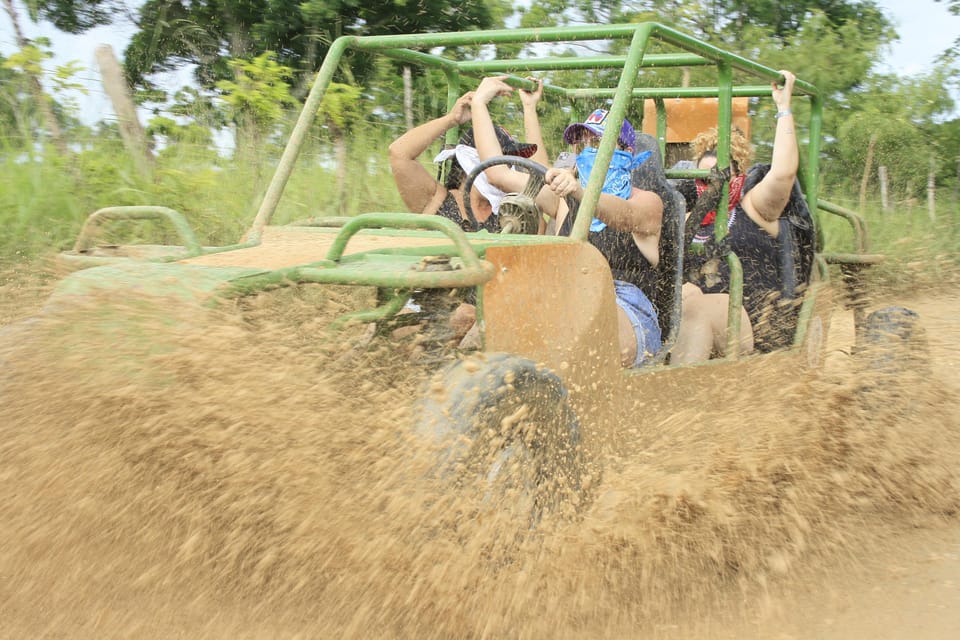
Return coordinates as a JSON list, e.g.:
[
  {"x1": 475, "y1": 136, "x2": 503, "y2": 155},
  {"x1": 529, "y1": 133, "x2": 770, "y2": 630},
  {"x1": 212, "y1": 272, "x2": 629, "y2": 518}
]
[
  {"x1": 856, "y1": 306, "x2": 930, "y2": 411},
  {"x1": 418, "y1": 353, "x2": 588, "y2": 526},
  {"x1": 860, "y1": 306, "x2": 929, "y2": 375}
]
